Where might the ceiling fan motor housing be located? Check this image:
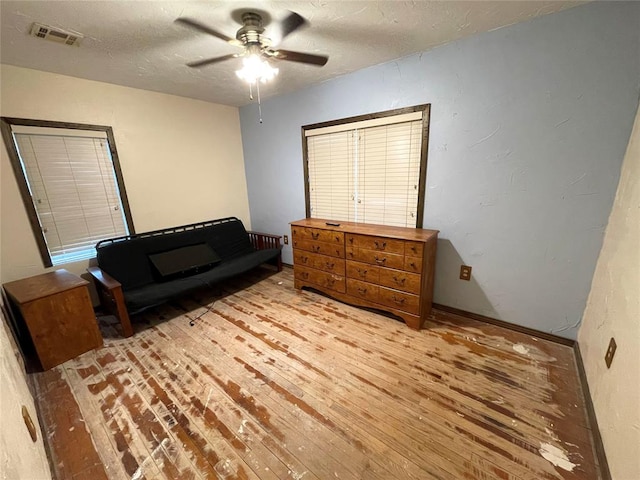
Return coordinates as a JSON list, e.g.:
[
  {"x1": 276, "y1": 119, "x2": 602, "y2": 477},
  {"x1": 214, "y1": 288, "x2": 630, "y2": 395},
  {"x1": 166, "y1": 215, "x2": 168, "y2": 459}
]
[{"x1": 236, "y1": 12, "x2": 266, "y2": 46}]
